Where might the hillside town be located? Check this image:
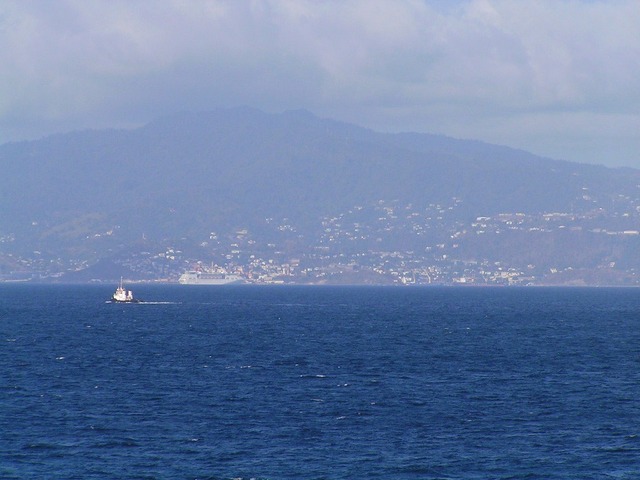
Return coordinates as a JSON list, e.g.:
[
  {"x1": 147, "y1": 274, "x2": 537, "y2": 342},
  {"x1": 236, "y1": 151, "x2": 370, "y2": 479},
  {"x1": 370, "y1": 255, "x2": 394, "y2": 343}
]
[{"x1": 3, "y1": 189, "x2": 640, "y2": 286}]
